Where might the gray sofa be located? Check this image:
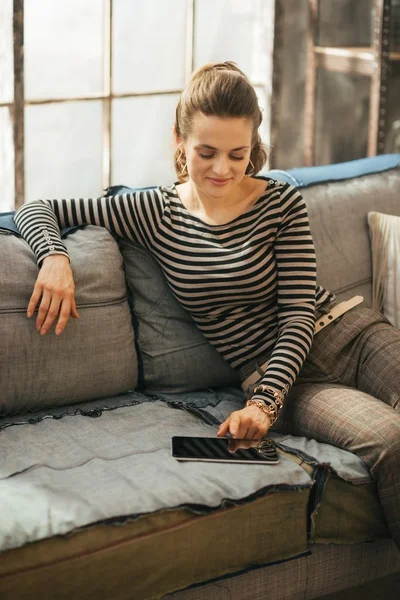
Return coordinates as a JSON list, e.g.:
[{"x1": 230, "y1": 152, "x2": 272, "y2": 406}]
[{"x1": 0, "y1": 156, "x2": 399, "y2": 600}]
